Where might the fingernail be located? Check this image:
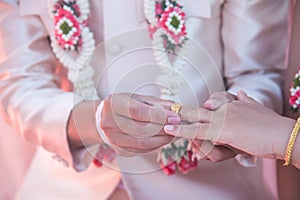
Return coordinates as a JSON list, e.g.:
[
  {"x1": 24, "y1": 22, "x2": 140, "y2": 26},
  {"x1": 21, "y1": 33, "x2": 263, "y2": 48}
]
[
  {"x1": 204, "y1": 99, "x2": 218, "y2": 110},
  {"x1": 164, "y1": 125, "x2": 175, "y2": 131},
  {"x1": 167, "y1": 116, "x2": 180, "y2": 124}
]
